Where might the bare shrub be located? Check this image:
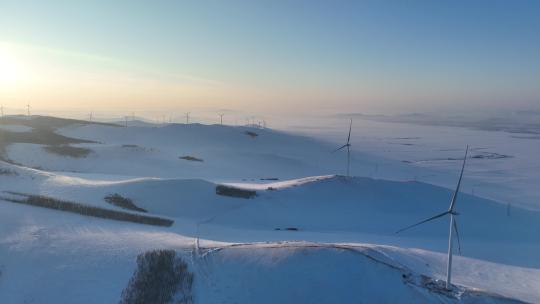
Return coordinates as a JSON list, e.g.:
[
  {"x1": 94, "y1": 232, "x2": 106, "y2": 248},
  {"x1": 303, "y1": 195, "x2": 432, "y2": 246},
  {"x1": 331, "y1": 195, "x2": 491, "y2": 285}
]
[
  {"x1": 179, "y1": 155, "x2": 203, "y2": 162},
  {"x1": 244, "y1": 131, "x2": 258, "y2": 138},
  {"x1": 120, "y1": 250, "x2": 194, "y2": 304},
  {"x1": 105, "y1": 193, "x2": 147, "y2": 213}
]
